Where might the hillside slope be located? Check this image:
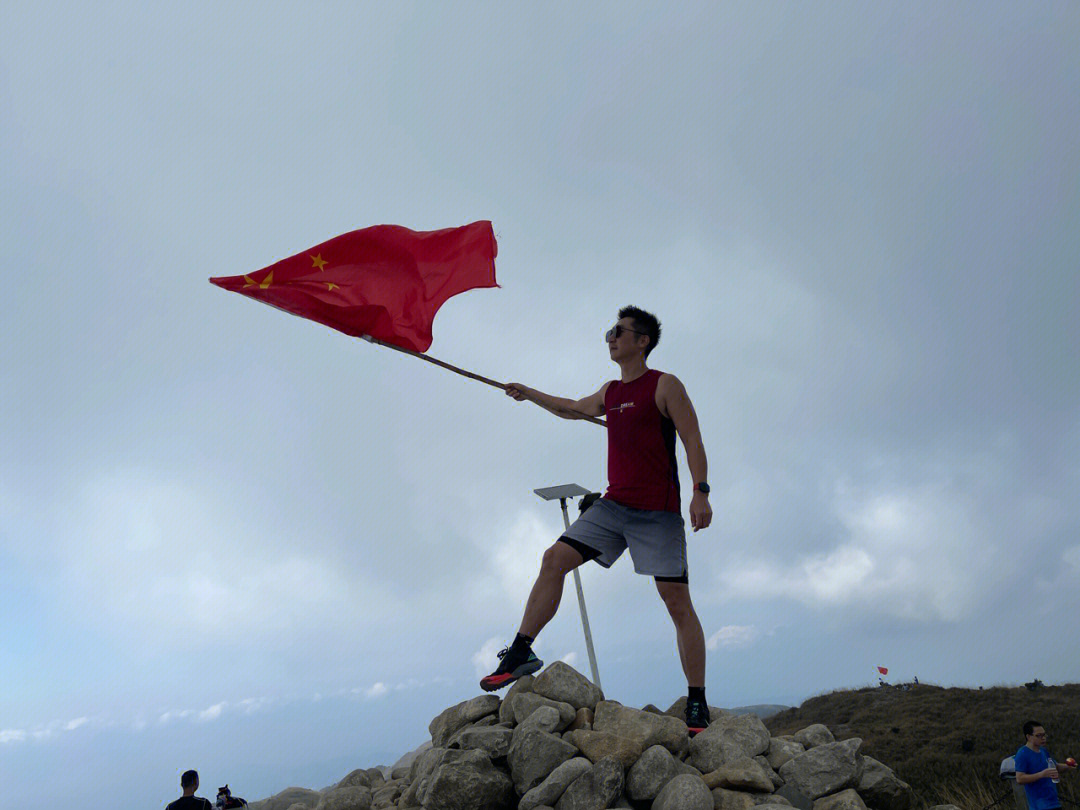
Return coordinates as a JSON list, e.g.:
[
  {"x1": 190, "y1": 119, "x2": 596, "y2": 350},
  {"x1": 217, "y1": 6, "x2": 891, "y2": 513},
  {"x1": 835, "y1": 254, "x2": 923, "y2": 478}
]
[{"x1": 766, "y1": 682, "x2": 1080, "y2": 807}]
